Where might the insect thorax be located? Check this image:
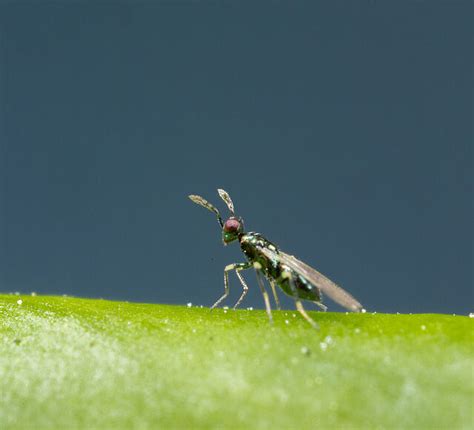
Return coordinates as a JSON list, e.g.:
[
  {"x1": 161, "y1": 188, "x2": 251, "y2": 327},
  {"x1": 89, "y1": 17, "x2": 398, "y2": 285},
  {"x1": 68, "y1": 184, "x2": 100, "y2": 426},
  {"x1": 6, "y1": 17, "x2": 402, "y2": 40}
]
[
  {"x1": 239, "y1": 232, "x2": 283, "y2": 281},
  {"x1": 239, "y1": 232, "x2": 276, "y2": 260},
  {"x1": 239, "y1": 232, "x2": 322, "y2": 303}
]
